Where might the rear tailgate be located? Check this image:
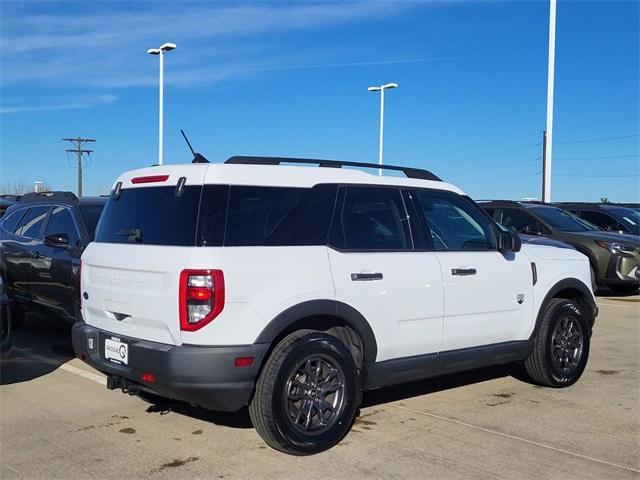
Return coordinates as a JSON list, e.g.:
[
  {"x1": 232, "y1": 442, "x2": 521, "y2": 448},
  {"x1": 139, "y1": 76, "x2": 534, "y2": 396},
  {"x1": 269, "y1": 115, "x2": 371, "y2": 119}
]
[
  {"x1": 82, "y1": 243, "x2": 192, "y2": 345},
  {"x1": 81, "y1": 165, "x2": 209, "y2": 346}
]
